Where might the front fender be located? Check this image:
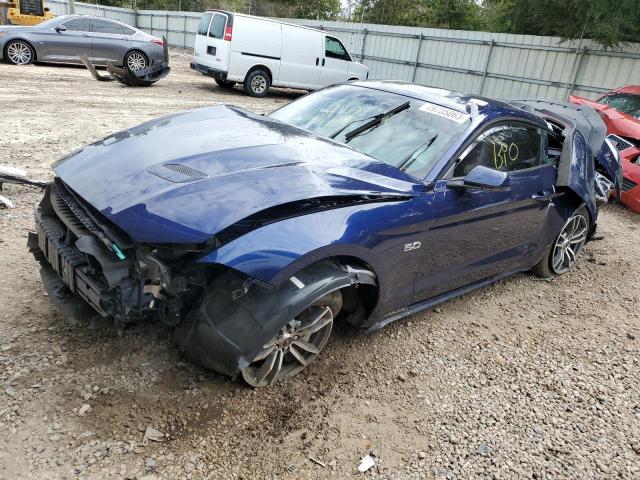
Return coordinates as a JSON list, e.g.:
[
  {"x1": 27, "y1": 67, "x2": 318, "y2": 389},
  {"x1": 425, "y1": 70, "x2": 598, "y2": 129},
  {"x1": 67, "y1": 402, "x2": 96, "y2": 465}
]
[{"x1": 198, "y1": 203, "x2": 385, "y2": 285}]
